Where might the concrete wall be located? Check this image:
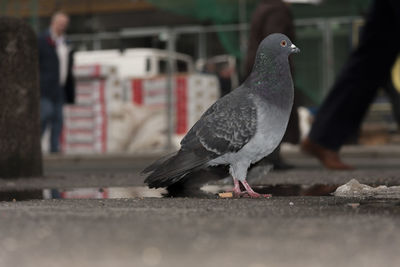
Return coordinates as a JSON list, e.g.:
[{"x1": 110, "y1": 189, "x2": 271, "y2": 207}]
[{"x1": 0, "y1": 17, "x2": 42, "y2": 177}]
